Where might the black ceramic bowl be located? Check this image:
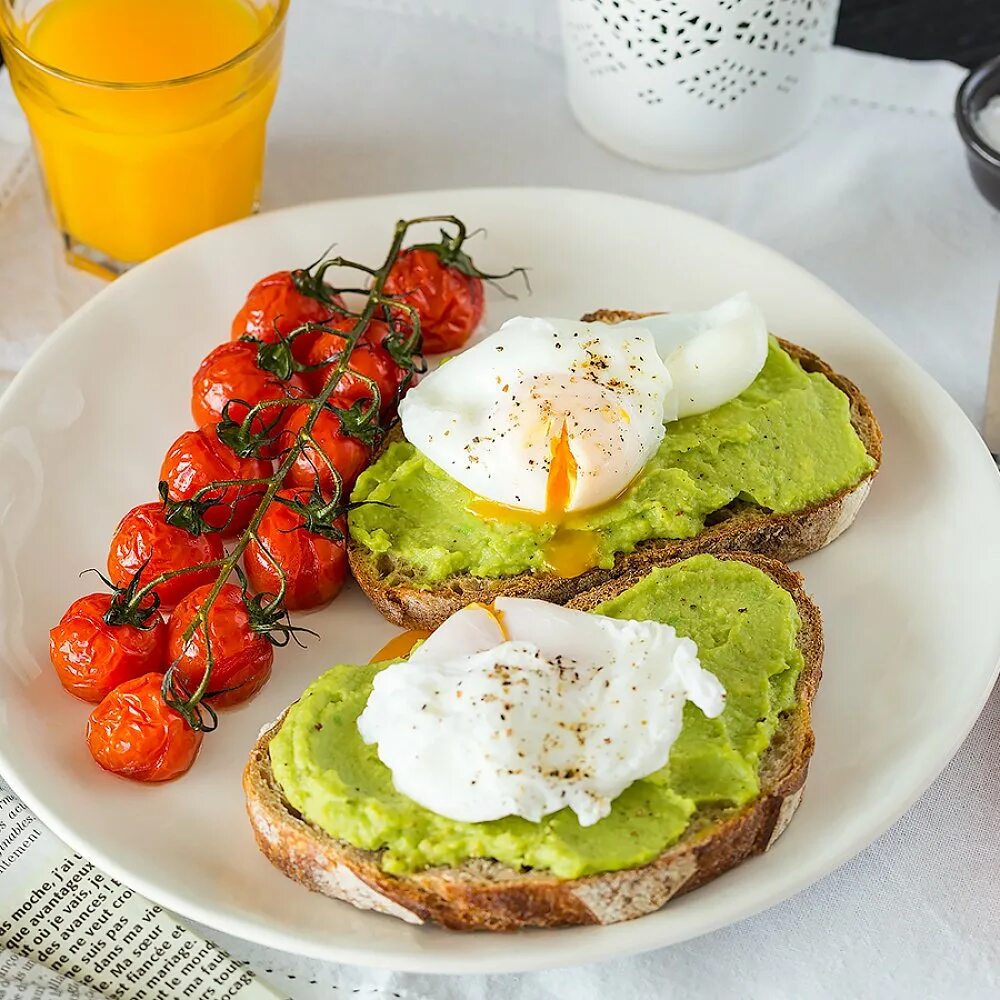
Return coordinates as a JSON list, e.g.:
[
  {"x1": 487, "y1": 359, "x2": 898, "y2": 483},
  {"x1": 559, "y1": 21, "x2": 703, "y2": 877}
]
[{"x1": 957, "y1": 54, "x2": 1000, "y2": 210}]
